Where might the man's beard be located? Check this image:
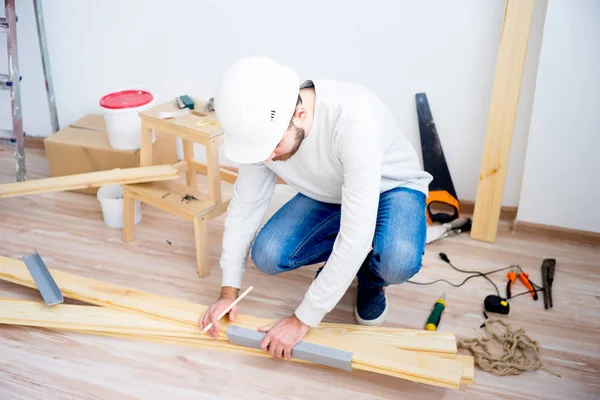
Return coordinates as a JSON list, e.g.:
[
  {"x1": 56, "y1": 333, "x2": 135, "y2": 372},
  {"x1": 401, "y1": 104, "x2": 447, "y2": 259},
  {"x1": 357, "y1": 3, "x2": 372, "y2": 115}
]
[{"x1": 272, "y1": 127, "x2": 305, "y2": 162}]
